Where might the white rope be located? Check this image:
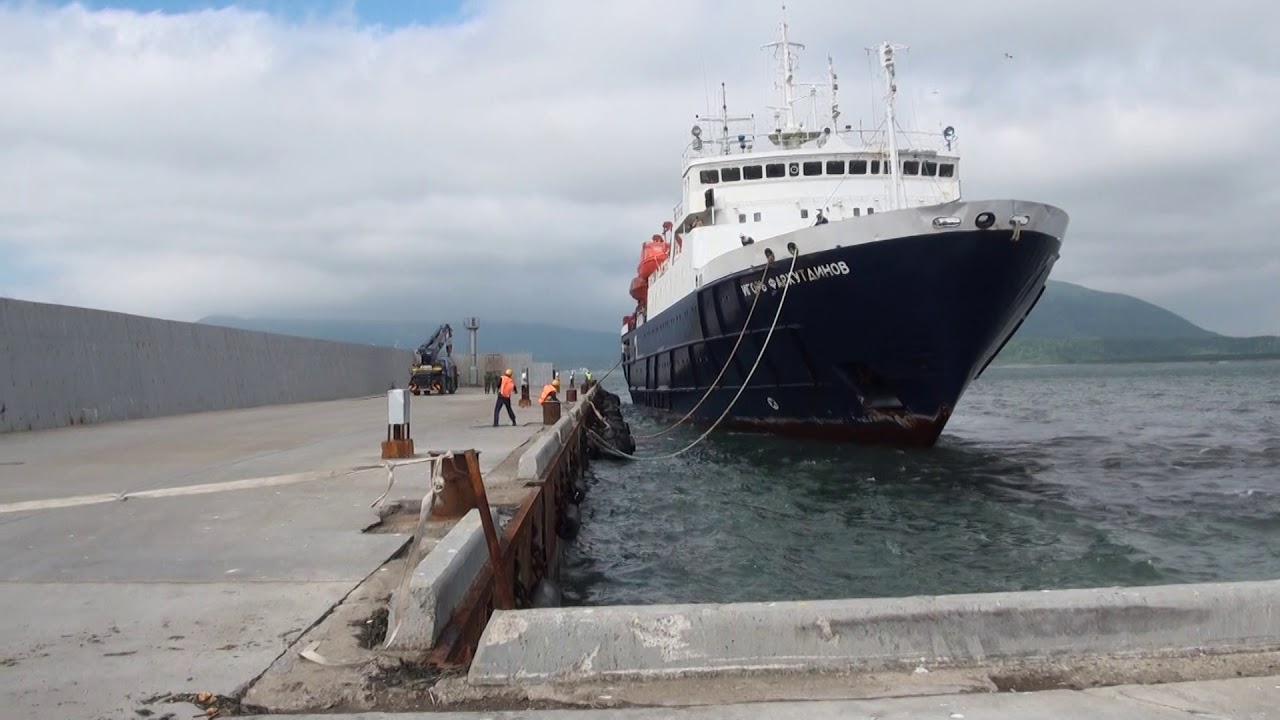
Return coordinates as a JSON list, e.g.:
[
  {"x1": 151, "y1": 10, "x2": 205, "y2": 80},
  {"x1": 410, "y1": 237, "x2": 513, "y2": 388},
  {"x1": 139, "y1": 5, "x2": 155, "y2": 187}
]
[
  {"x1": 634, "y1": 259, "x2": 774, "y2": 440},
  {"x1": 589, "y1": 247, "x2": 801, "y2": 462},
  {"x1": 594, "y1": 355, "x2": 624, "y2": 386},
  {"x1": 299, "y1": 451, "x2": 452, "y2": 666}
]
